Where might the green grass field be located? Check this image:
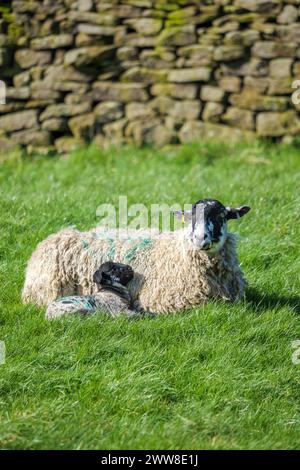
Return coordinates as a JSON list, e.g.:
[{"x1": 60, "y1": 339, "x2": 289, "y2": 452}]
[{"x1": 0, "y1": 139, "x2": 299, "y2": 450}]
